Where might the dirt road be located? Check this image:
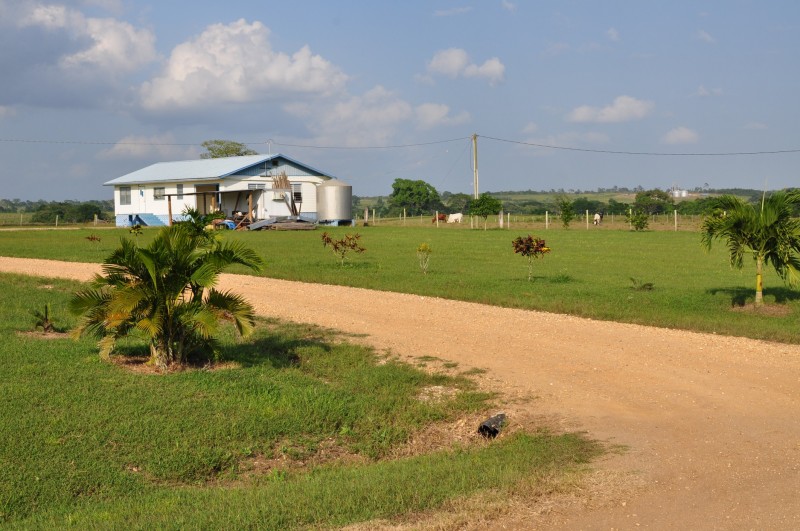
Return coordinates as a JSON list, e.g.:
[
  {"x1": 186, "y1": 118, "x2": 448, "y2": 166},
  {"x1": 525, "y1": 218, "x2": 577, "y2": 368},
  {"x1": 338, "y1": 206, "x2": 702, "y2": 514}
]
[{"x1": 3, "y1": 256, "x2": 799, "y2": 529}]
